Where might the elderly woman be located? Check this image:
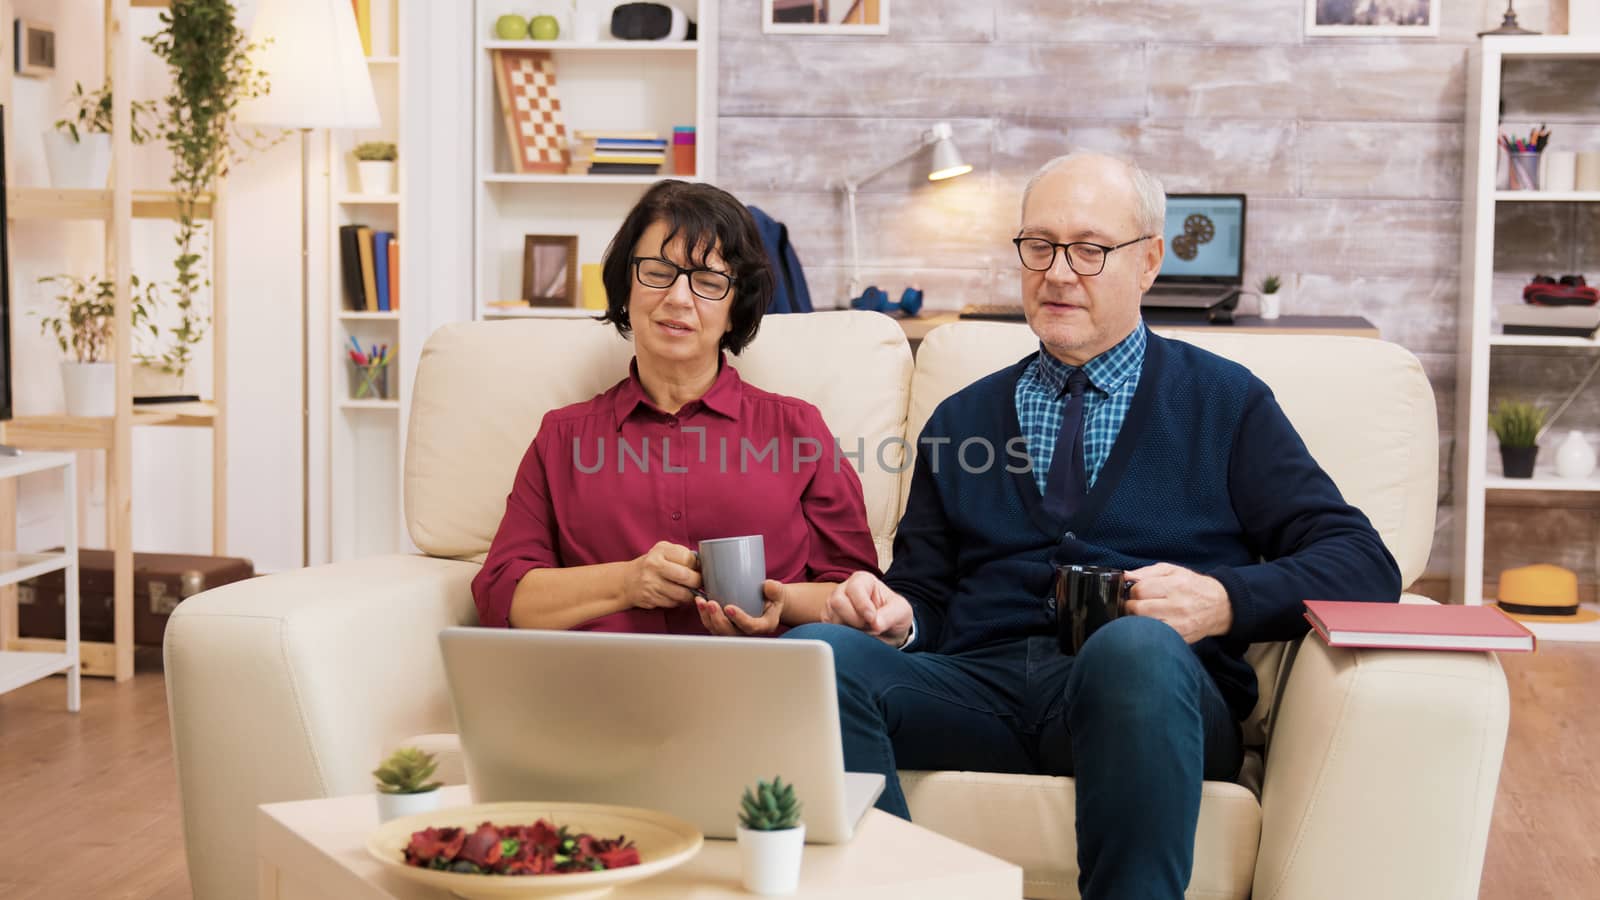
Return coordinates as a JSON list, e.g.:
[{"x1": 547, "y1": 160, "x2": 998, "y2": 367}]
[{"x1": 472, "y1": 180, "x2": 879, "y2": 636}]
